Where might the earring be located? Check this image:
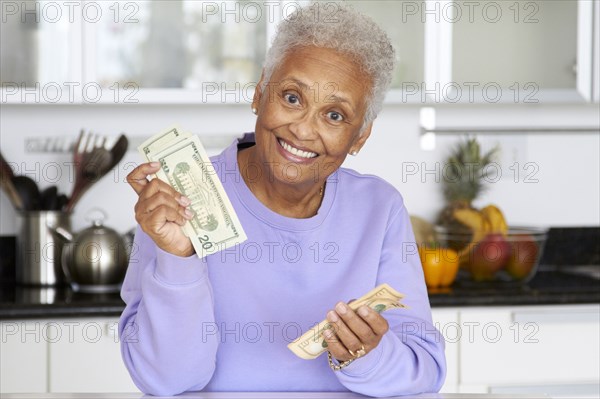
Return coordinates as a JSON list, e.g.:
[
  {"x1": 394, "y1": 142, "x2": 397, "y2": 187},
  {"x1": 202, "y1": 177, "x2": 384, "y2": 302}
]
[
  {"x1": 350, "y1": 151, "x2": 358, "y2": 156},
  {"x1": 252, "y1": 107, "x2": 257, "y2": 115}
]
